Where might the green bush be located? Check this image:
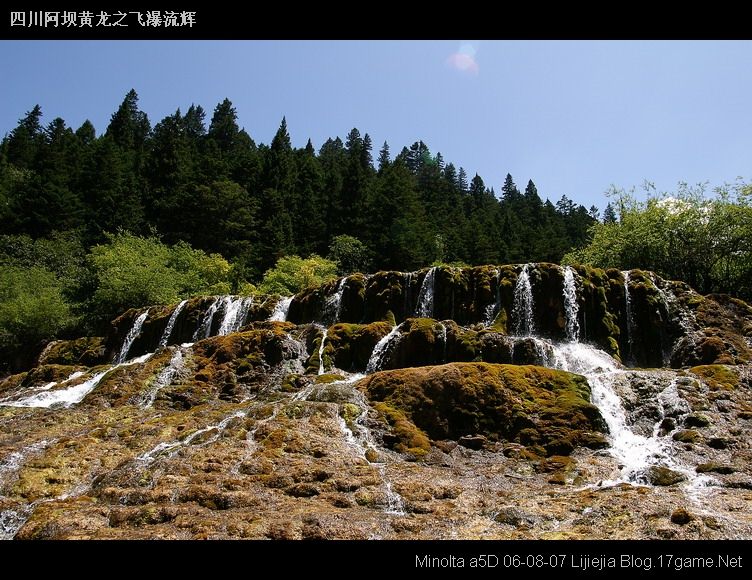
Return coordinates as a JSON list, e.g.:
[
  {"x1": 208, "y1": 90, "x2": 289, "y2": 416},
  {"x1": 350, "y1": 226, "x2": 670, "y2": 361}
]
[
  {"x1": 565, "y1": 182, "x2": 752, "y2": 298},
  {"x1": 0, "y1": 265, "x2": 74, "y2": 352},
  {"x1": 258, "y1": 254, "x2": 337, "y2": 295},
  {"x1": 88, "y1": 233, "x2": 231, "y2": 318}
]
